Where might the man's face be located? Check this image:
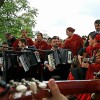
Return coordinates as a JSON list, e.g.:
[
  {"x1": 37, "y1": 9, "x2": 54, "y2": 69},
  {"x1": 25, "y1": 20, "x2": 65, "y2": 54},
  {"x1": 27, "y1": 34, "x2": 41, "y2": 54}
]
[
  {"x1": 36, "y1": 33, "x2": 42, "y2": 41},
  {"x1": 21, "y1": 30, "x2": 27, "y2": 37},
  {"x1": 51, "y1": 39, "x2": 59, "y2": 48},
  {"x1": 5, "y1": 35, "x2": 12, "y2": 40},
  {"x1": 18, "y1": 41, "x2": 23, "y2": 47},
  {"x1": 94, "y1": 23, "x2": 100, "y2": 31}
]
